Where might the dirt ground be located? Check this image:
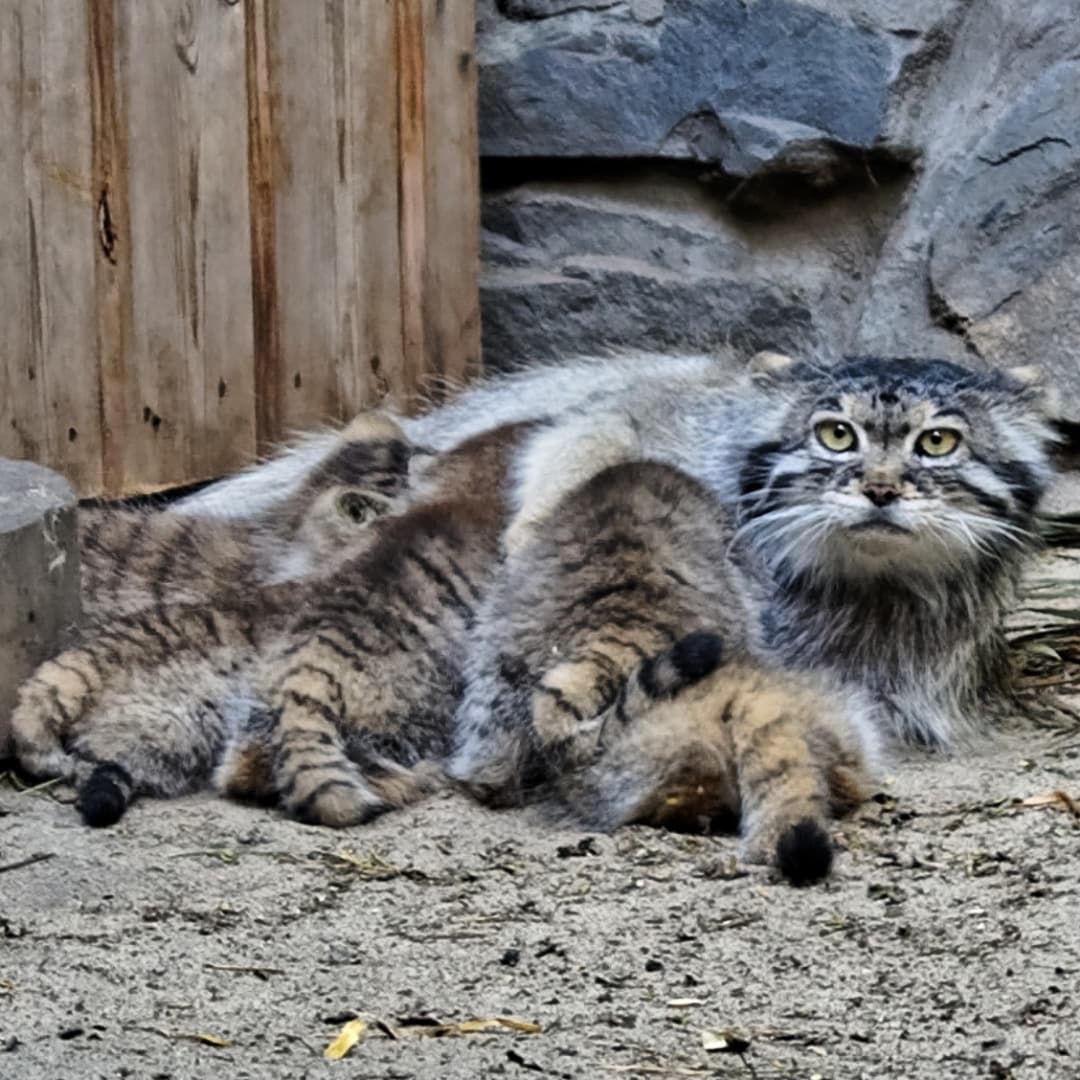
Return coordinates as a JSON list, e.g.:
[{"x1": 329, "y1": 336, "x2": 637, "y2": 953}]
[
  {"x1": 1, "y1": 723, "x2": 1078, "y2": 1080},
  {"x1": 2, "y1": 537, "x2": 1079, "y2": 1080}
]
